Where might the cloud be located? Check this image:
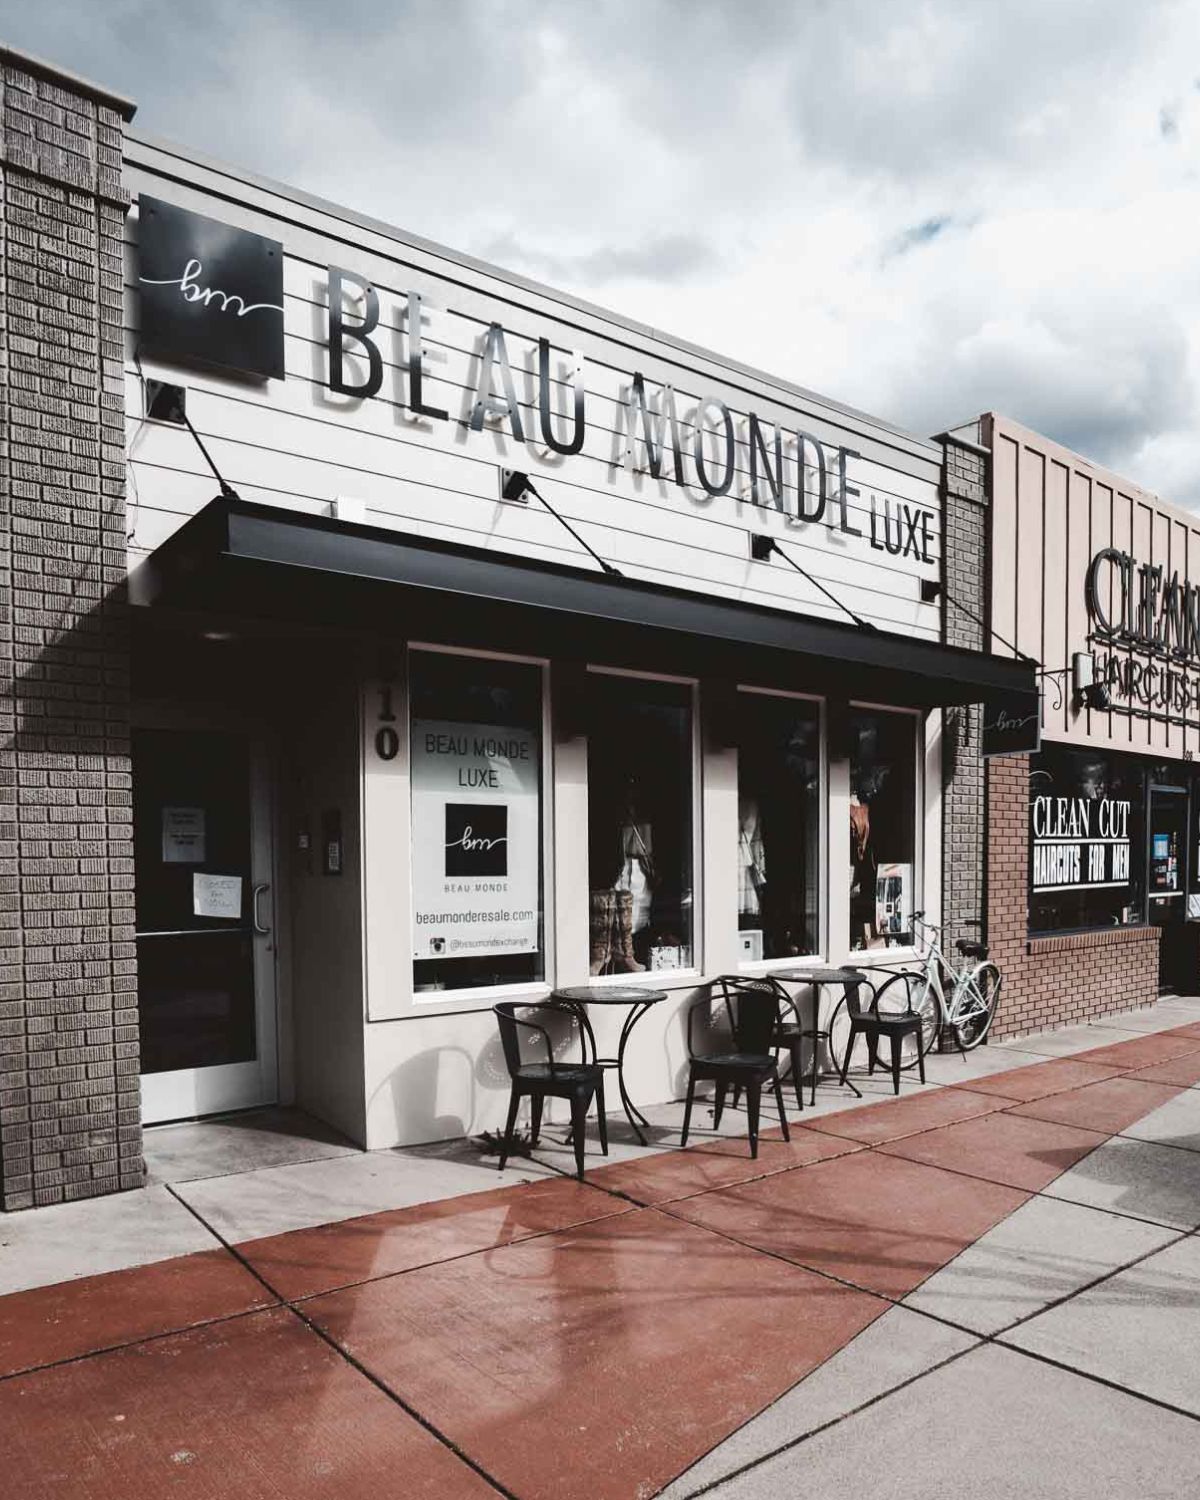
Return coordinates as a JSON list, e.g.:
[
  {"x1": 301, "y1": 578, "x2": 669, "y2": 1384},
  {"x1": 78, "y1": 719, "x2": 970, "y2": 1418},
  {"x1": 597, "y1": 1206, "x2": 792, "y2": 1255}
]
[
  {"x1": 5, "y1": 0, "x2": 1200, "y2": 503},
  {"x1": 885, "y1": 216, "x2": 954, "y2": 260}
]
